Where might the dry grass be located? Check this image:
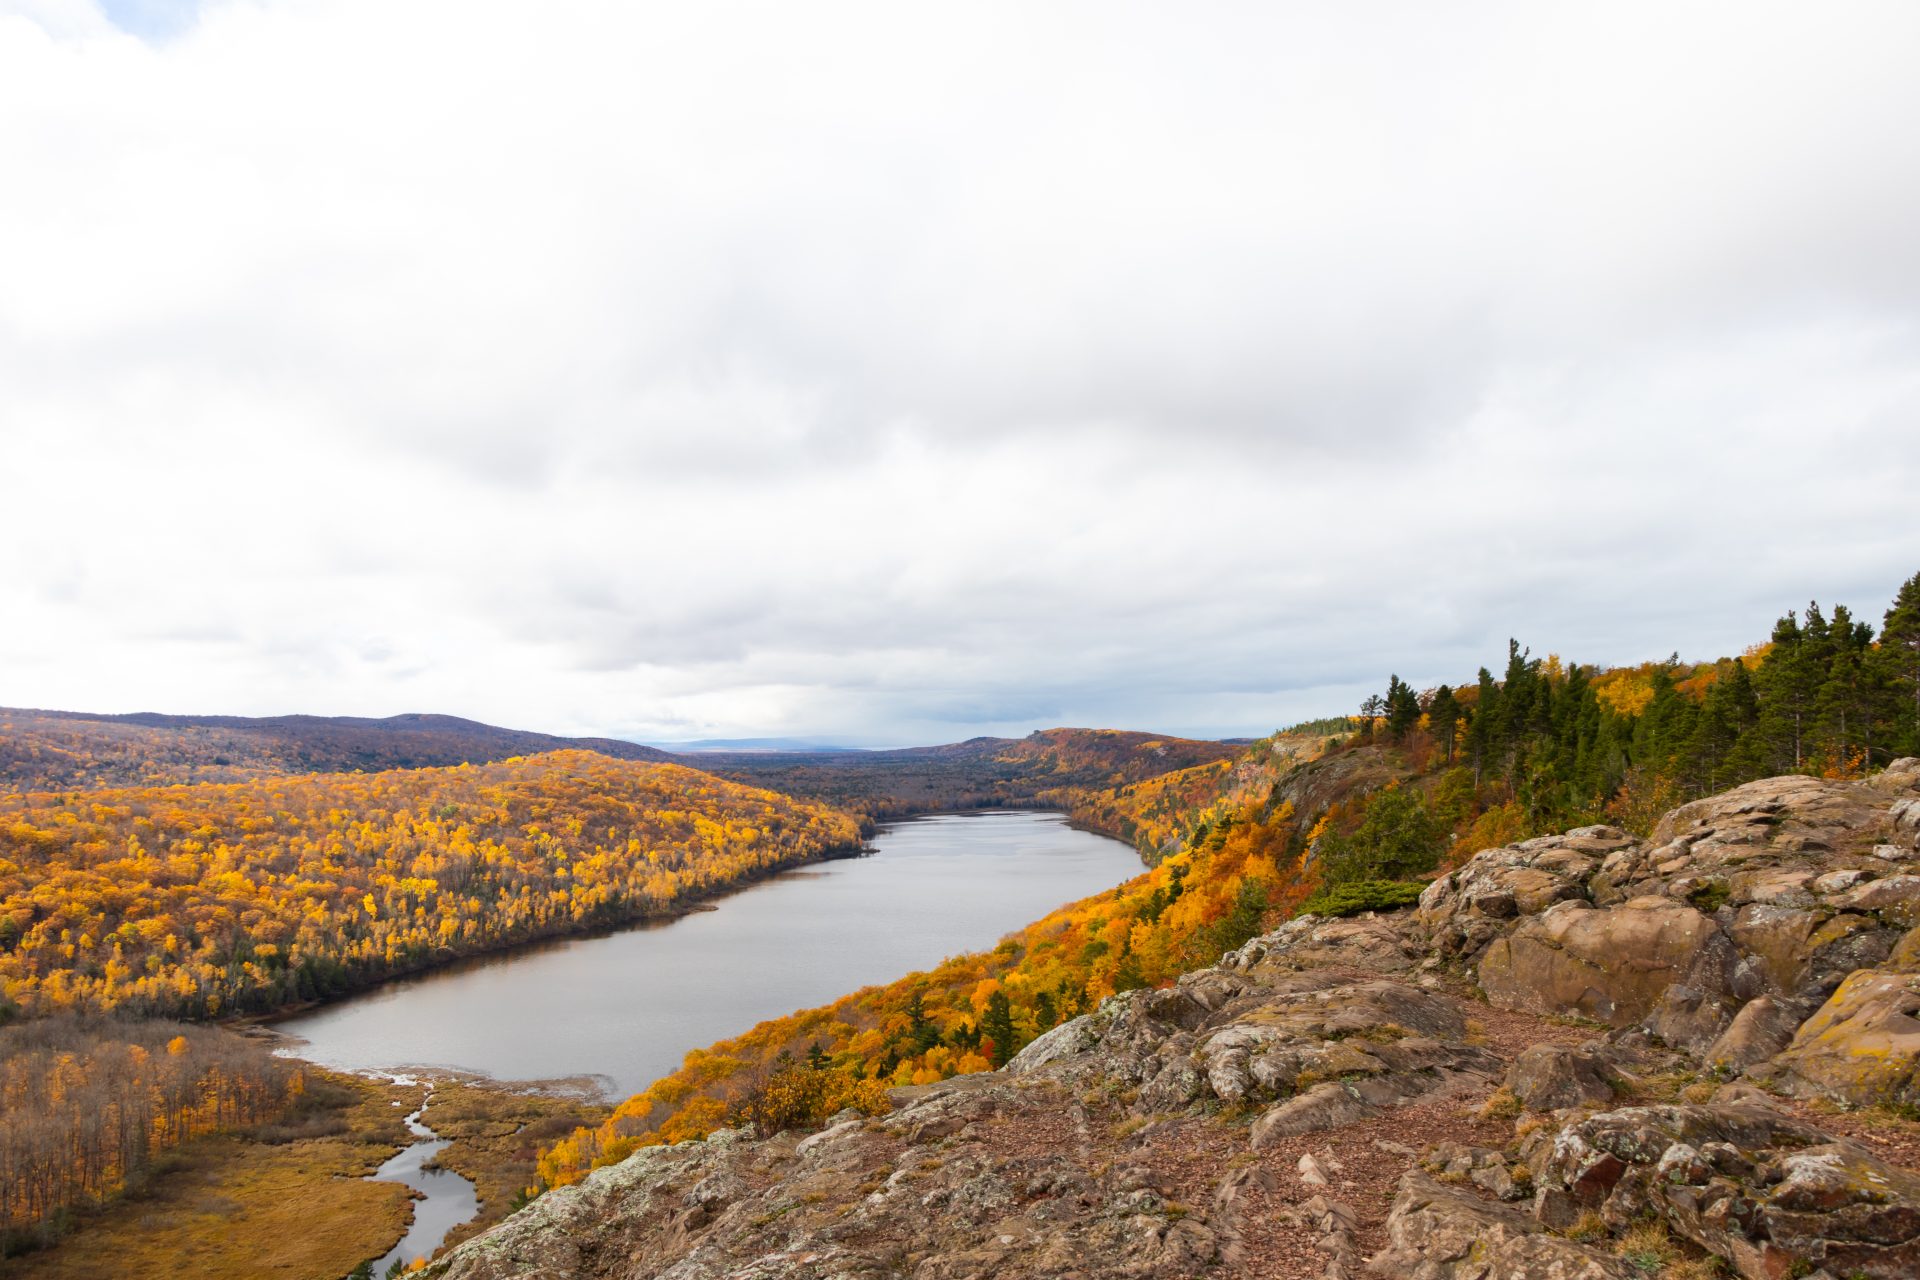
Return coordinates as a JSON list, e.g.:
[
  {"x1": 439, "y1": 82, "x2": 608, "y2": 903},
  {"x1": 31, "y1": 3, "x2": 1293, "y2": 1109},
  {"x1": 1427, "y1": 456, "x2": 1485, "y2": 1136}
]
[
  {"x1": 1616, "y1": 1219, "x2": 1681, "y2": 1273},
  {"x1": 6, "y1": 1071, "x2": 417, "y2": 1280},
  {"x1": 6, "y1": 1070, "x2": 613, "y2": 1277},
  {"x1": 424, "y1": 1081, "x2": 610, "y2": 1253}
]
